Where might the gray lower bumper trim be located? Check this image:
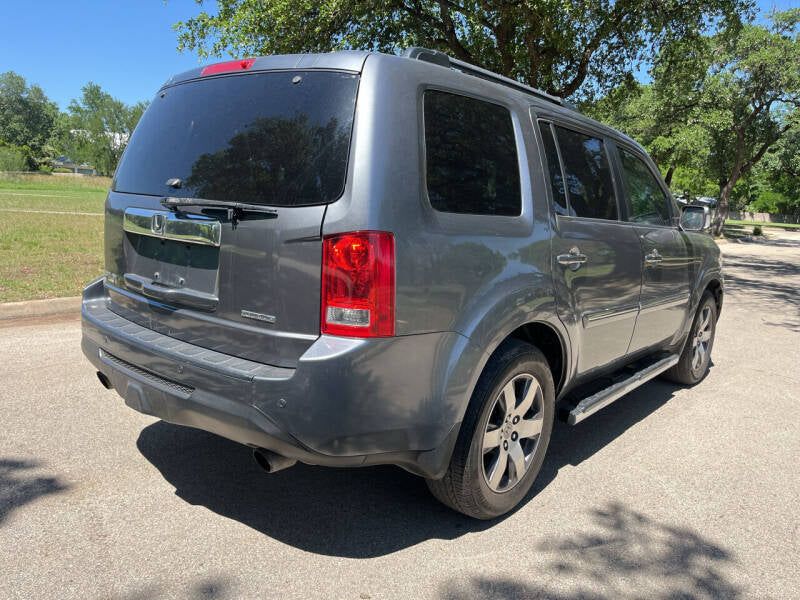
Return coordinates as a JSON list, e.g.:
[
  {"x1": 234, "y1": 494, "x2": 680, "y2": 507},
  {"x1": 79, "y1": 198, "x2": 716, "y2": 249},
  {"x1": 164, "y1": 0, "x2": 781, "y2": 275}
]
[{"x1": 83, "y1": 299, "x2": 293, "y2": 382}]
